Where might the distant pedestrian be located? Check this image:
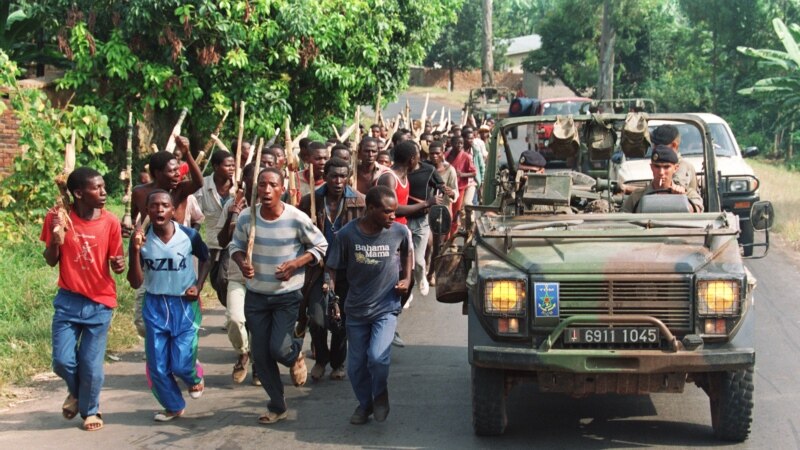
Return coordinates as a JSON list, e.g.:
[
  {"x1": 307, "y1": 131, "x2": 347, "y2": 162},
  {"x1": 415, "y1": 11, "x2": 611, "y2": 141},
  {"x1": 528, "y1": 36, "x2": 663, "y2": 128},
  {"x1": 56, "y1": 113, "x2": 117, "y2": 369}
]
[
  {"x1": 325, "y1": 186, "x2": 413, "y2": 425},
  {"x1": 41, "y1": 167, "x2": 125, "y2": 431},
  {"x1": 127, "y1": 190, "x2": 210, "y2": 422}
]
